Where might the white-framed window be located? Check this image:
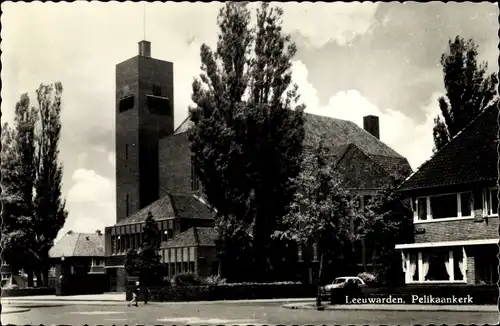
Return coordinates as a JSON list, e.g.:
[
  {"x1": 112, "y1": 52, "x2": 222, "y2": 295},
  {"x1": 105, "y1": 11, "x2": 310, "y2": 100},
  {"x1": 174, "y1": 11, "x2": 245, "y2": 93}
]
[
  {"x1": 414, "y1": 192, "x2": 473, "y2": 223},
  {"x1": 483, "y1": 188, "x2": 498, "y2": 217},
  {"x1": 405, "y1": 247, "x2": 467, "y2": 283},
  {"x1": 91, "y1": 258, "x2": 104, "y2": 267}
]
